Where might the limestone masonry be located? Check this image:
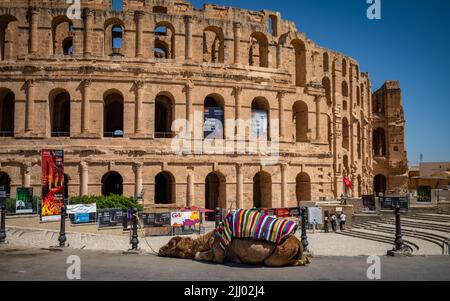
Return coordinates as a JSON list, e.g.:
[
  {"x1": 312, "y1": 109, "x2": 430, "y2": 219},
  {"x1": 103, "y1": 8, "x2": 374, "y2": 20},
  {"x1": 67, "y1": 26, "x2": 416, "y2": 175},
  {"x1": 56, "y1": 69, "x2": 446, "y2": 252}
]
[{"x1": 0, "y1": 0, "x2": 408, "y2": 211}]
